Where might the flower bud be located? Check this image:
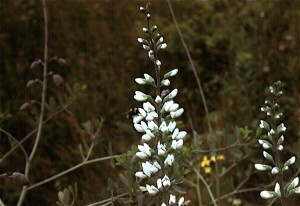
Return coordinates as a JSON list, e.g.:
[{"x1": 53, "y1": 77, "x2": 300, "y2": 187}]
[
  {"x1": 164, "y1": 69, "x2": 178, "y2": 79},
  {"x1": 135, "y1": 78, "x2": 147, "y2": 85},
  {"x1": 260, "y1": 191, "x2": 275, "y2": 199}
]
